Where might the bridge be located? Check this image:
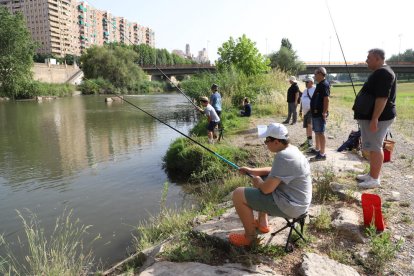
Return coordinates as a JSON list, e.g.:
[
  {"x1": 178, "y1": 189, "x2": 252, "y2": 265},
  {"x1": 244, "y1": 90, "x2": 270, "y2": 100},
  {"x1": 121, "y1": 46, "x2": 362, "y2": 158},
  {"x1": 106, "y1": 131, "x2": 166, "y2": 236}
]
[
  {"x1": 298, "y1": 62, "x2": 414, "y2": 75},
  {"x1": 141, "y1": 62, "x2": 414, "y2": 77},
  {"x1": 141, "y1": 64, "x2": 216, "y2": 77}
]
